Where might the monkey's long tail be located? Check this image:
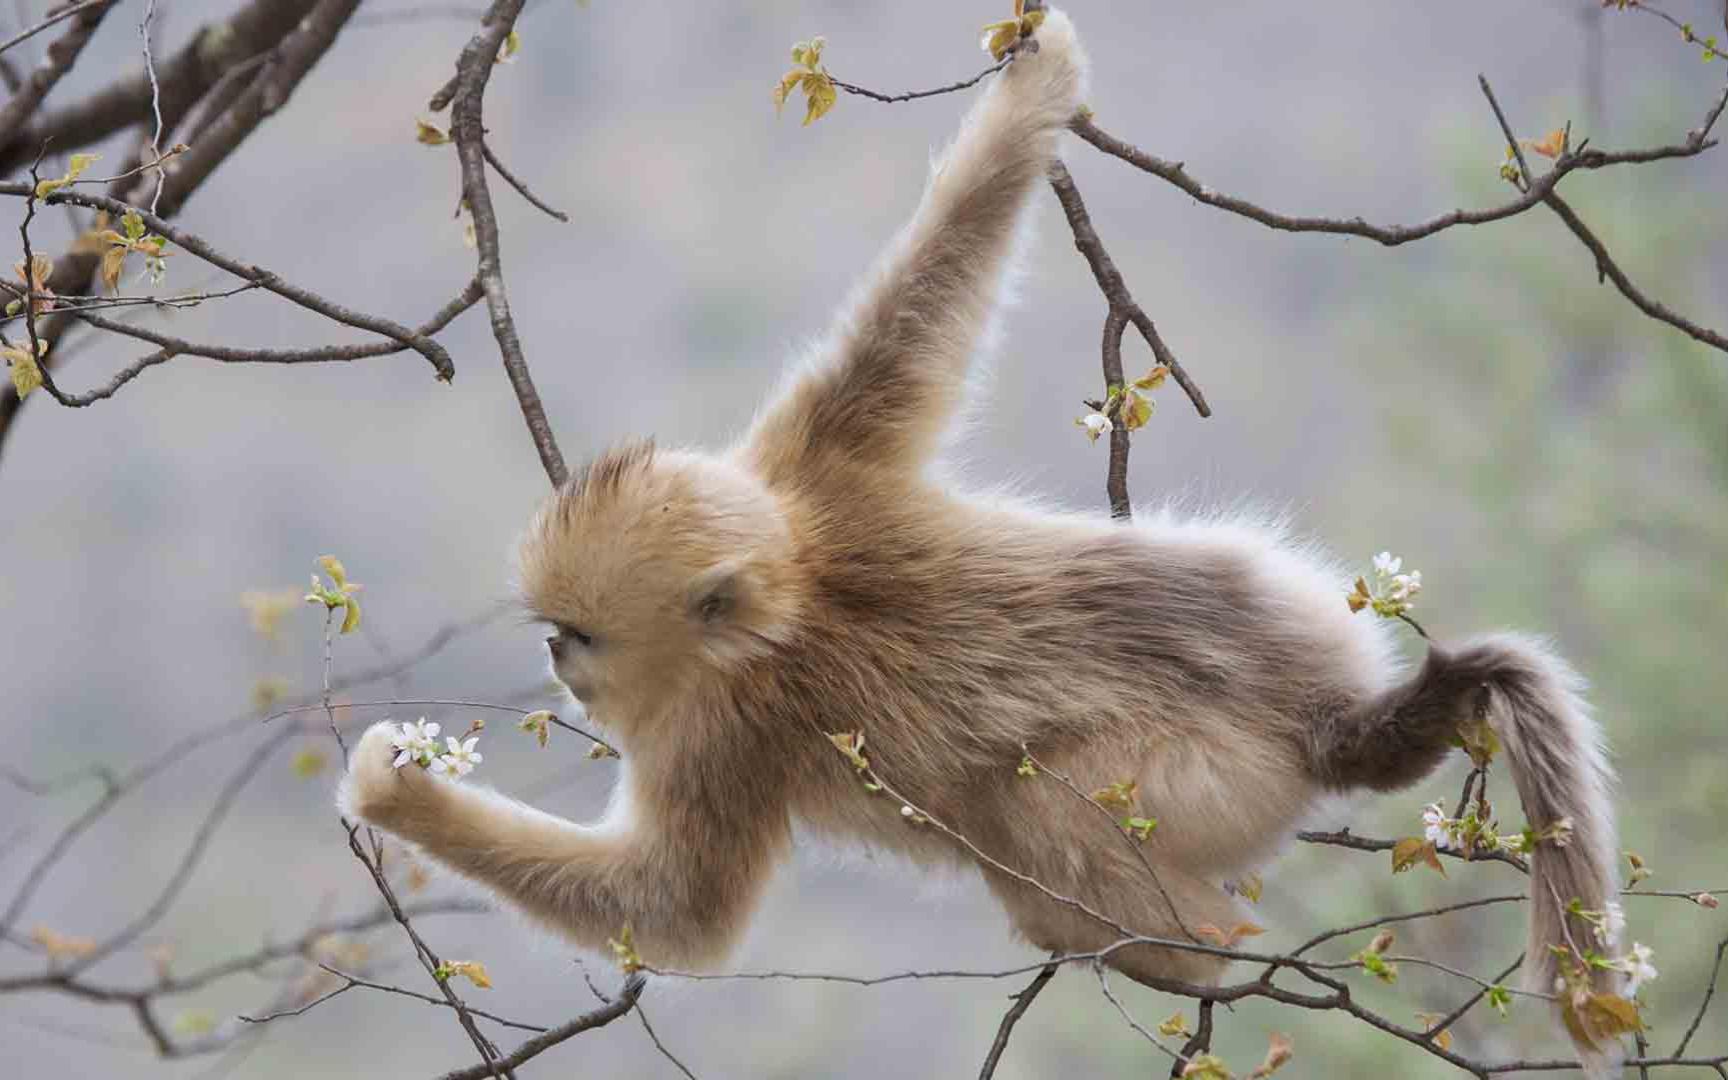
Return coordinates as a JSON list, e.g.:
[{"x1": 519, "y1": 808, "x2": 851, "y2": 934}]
[{"x1": 1323, "y1": 633, "x2": 1622, "y2": 1073}]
